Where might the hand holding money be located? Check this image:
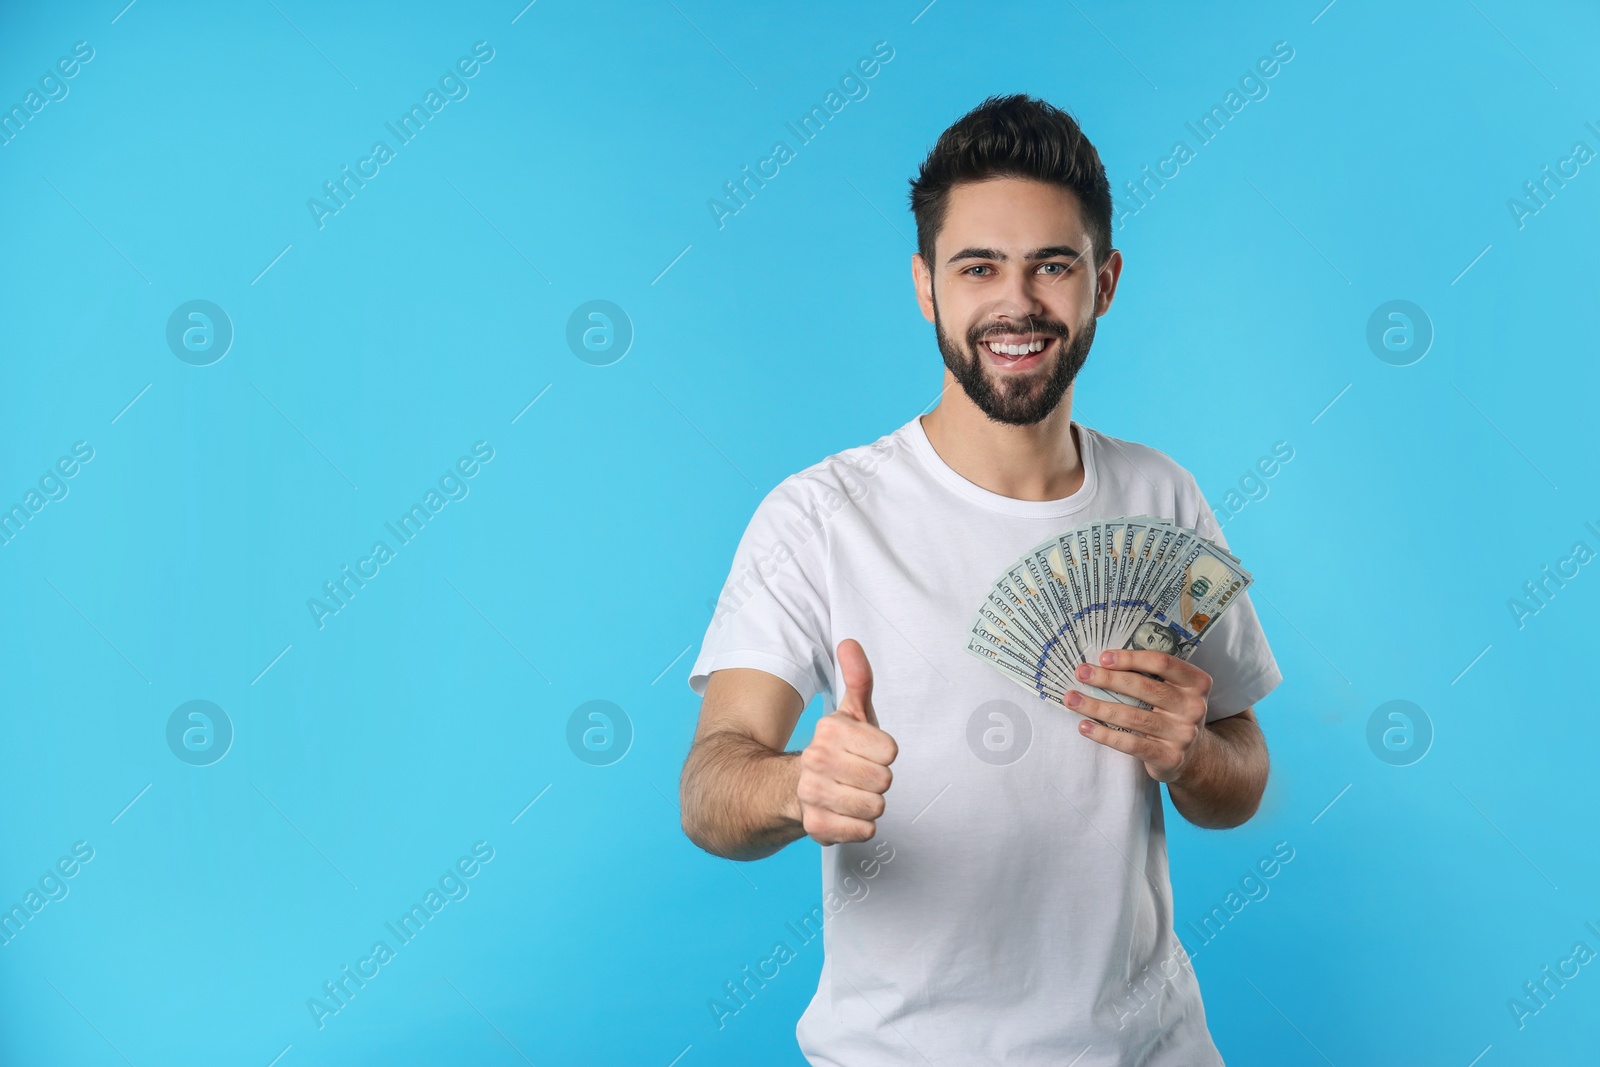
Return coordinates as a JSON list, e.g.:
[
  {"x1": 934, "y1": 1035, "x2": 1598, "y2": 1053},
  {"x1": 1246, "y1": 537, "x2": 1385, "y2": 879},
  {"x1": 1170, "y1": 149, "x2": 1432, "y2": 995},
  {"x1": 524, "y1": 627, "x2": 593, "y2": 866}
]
[
  {"x1": 797, "y1": 639, "x2": 898, "y2": 846},
  {"x1": 965, "y1": 516, "x2": 1252, "y2": 734},
  {"x1": 1067, "y1": 648, "x2": 1213, "y2": 783}
]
